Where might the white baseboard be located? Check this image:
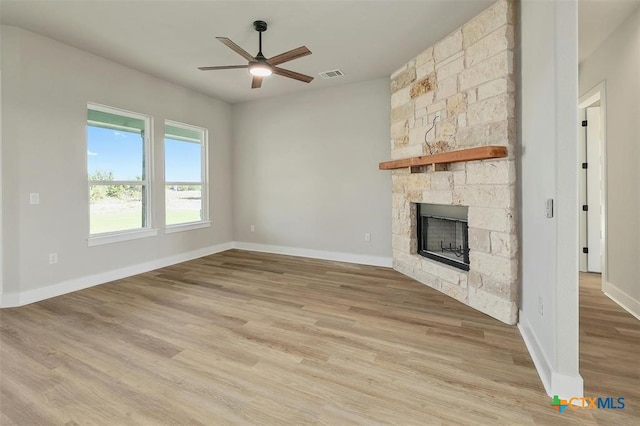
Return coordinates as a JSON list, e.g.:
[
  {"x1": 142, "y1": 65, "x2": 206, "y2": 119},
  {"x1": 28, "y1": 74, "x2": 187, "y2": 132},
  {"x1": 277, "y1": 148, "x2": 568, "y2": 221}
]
[
  {"x1": 0, "y1": 242, "x2": 233, "y2": 308},
  {"x1": 0, "y1": 242, "x2": 392, "y2": 308},
  {"x1": 517, "y1": 310, "x2": 583, "y2": 399},
  {"x1": 517, "y1": 311, "x2": 552, "y2": 395},
  {"x1": 232, "y1": 241, "x2": 393, "y2": 268},
  {"x1": 603, "y1": 281, "x2": 640, "y2": 320}
]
